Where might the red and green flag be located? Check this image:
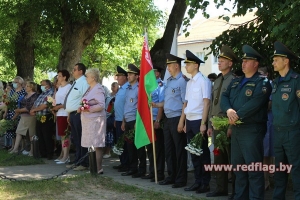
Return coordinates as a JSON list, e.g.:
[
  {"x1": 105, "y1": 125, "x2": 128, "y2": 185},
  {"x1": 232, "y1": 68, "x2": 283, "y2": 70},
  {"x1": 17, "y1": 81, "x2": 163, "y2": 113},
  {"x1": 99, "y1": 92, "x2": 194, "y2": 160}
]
[{"x1": 134, "y1": 34, "x2": 158, "y2": 149}]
